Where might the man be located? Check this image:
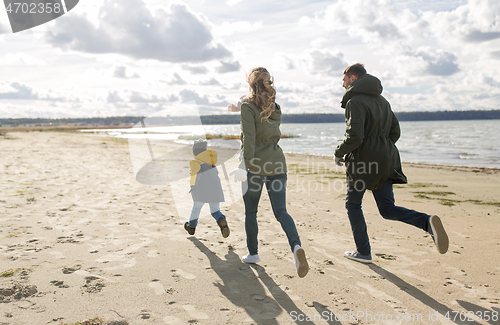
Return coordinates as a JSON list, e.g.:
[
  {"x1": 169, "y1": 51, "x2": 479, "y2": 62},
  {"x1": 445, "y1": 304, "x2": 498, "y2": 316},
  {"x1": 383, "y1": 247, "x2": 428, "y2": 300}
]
[{"x1": 334, "y1": 63, "x2": 449, "y2": 263}]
